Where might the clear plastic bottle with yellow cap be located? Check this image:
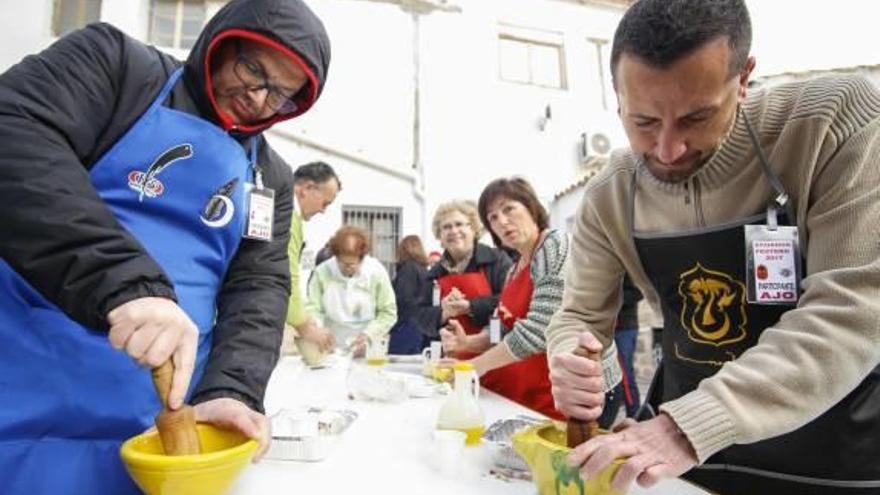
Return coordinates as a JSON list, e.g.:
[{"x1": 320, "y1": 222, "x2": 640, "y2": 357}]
[{"x1": 436, "y1": 362, "x2": 485, "y2": 445}]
